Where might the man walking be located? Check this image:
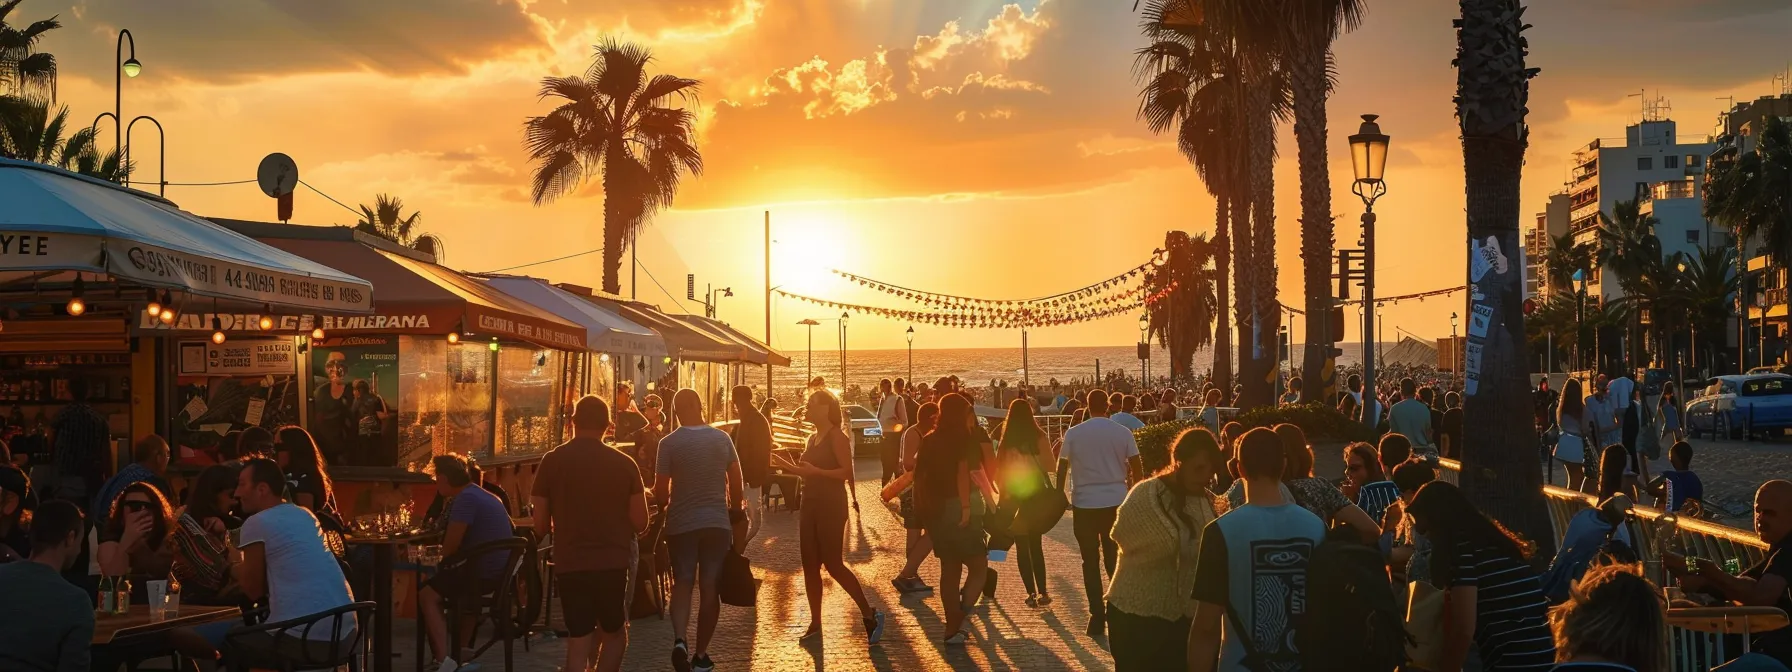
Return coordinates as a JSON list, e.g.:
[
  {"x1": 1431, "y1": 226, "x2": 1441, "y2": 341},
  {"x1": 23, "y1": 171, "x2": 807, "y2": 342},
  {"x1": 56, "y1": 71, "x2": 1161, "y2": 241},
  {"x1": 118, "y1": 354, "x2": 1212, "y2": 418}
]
[
  {"x1": 1056, "y1": 388, "x2": 1141, "y2": 637},
  {"x1": 657, "y1": 389, "x2": 744, "y2": 672},
  {"x1": 730, "y1": 385, "x2": 772, "y2": 546},
  {"x1": 533, "y1": 397, "x2": 648, "y2": 672},
  {"x1": 1187, "y1": 428, "x2": 1326, "y2": 671},
  {"x1": 876, "y1": 378, "x2": 908, "y2": 486}
]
